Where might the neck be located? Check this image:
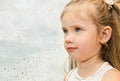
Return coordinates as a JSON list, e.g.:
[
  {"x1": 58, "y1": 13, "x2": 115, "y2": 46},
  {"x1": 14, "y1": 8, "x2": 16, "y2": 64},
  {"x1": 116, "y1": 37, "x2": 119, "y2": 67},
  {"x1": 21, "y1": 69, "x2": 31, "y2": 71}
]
[{"x1": 77, "y1": 55, "x2": 104, "y2": 78}]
